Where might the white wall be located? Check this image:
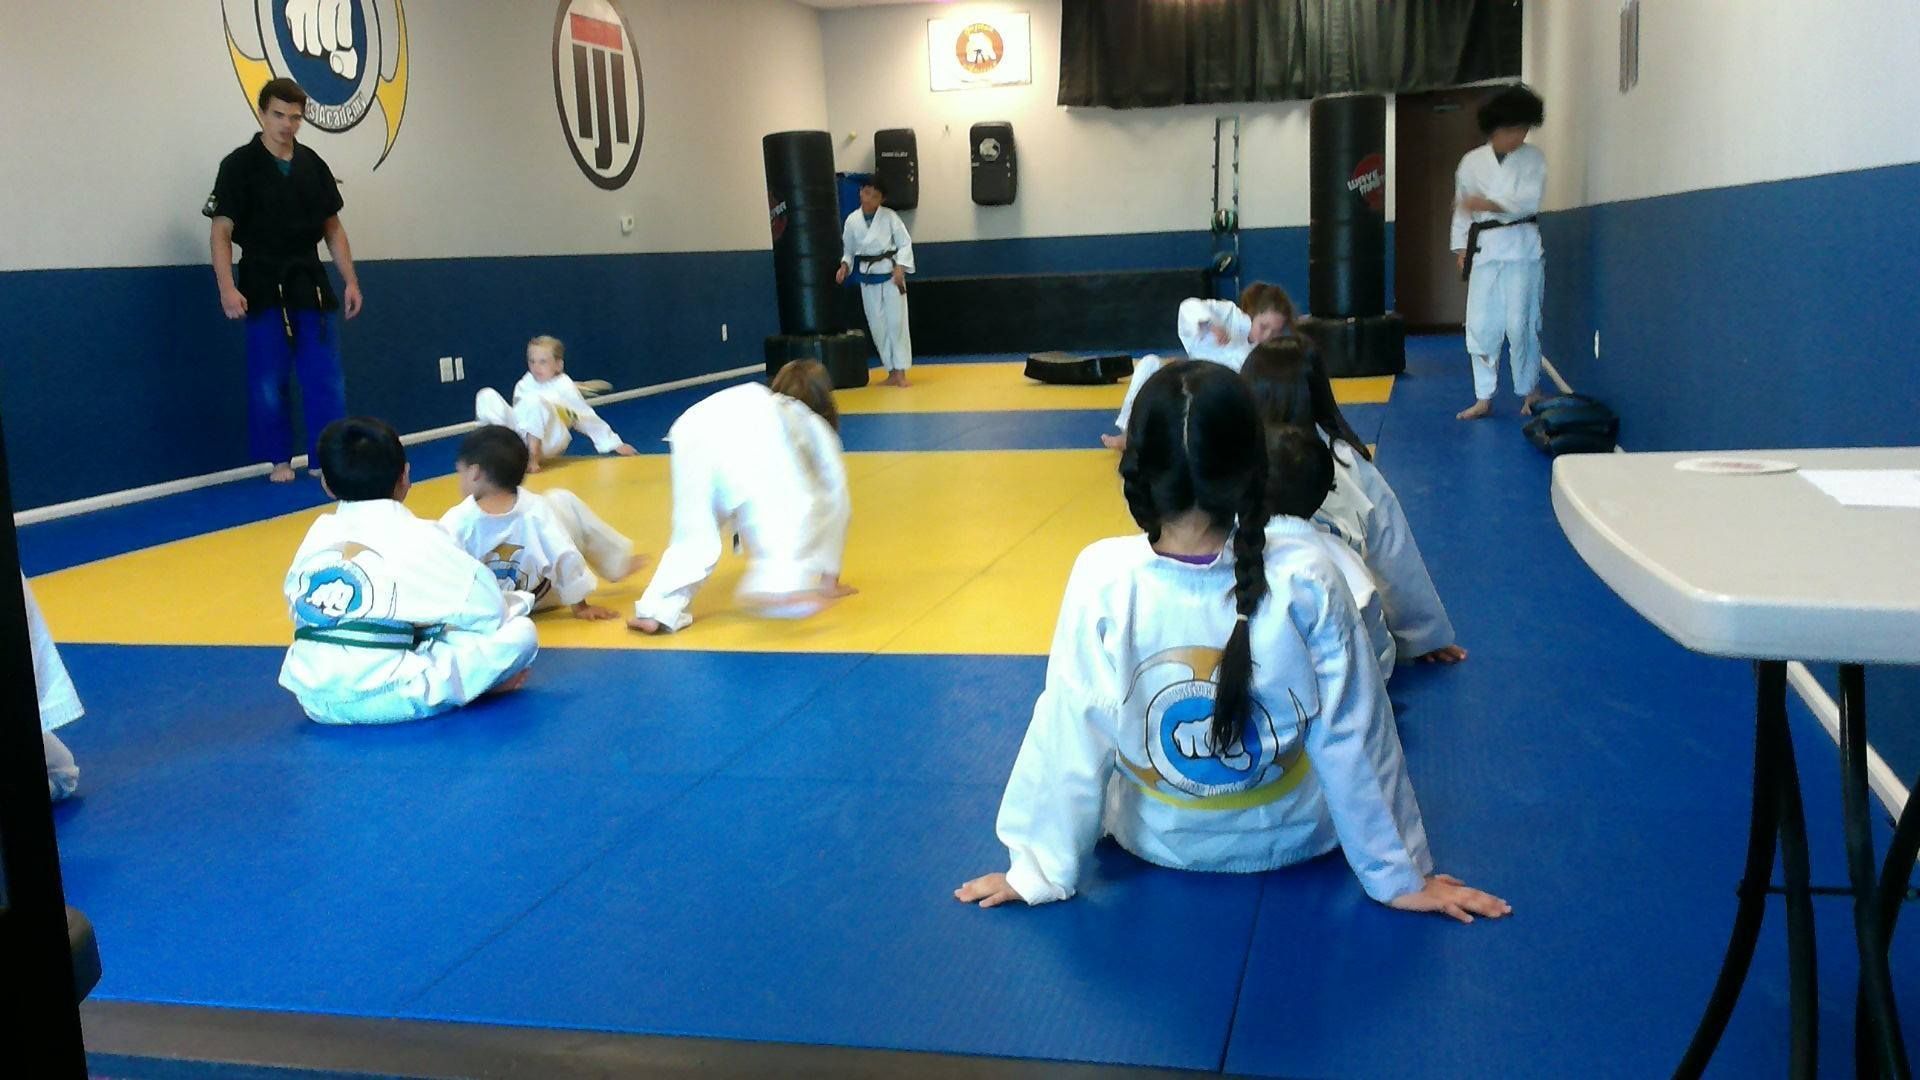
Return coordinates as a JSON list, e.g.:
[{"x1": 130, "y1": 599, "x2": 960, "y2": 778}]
[
  {"x1": 0, "y1": 0, "x2": 829, "y2": 271},
  {"x1": 820, "y1": 0, "x2": 1371, "y2": 244},
  {"x1": 1525, "y1": 0, "x2": 1920, "y2": 211}
]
